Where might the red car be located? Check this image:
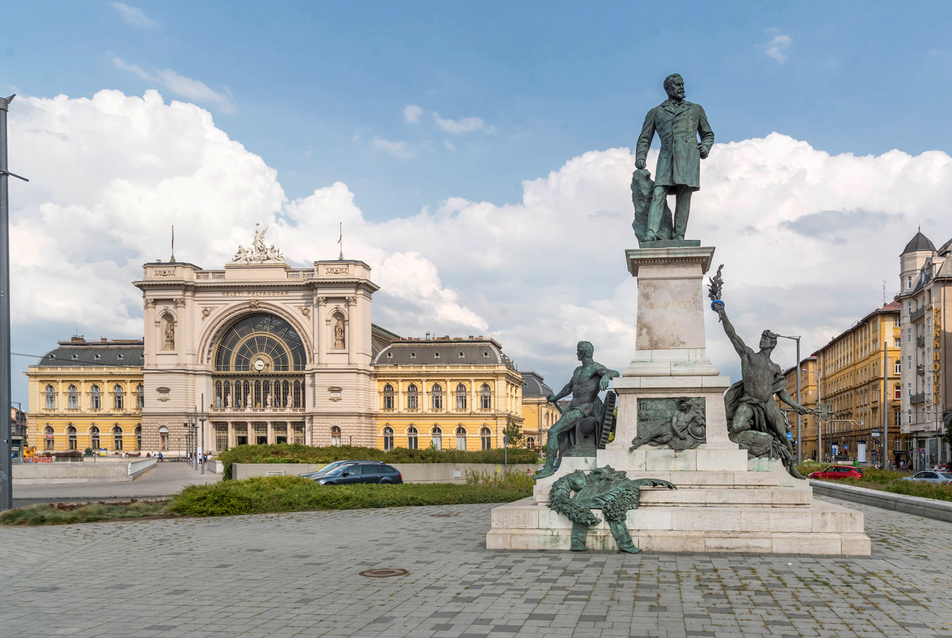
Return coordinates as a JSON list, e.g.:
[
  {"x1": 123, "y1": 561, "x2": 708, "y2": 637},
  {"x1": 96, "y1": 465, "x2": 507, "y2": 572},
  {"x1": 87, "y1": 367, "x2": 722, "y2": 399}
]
[{"x1": 808, "y1": 466, "x2": 864, "y2": 480}]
